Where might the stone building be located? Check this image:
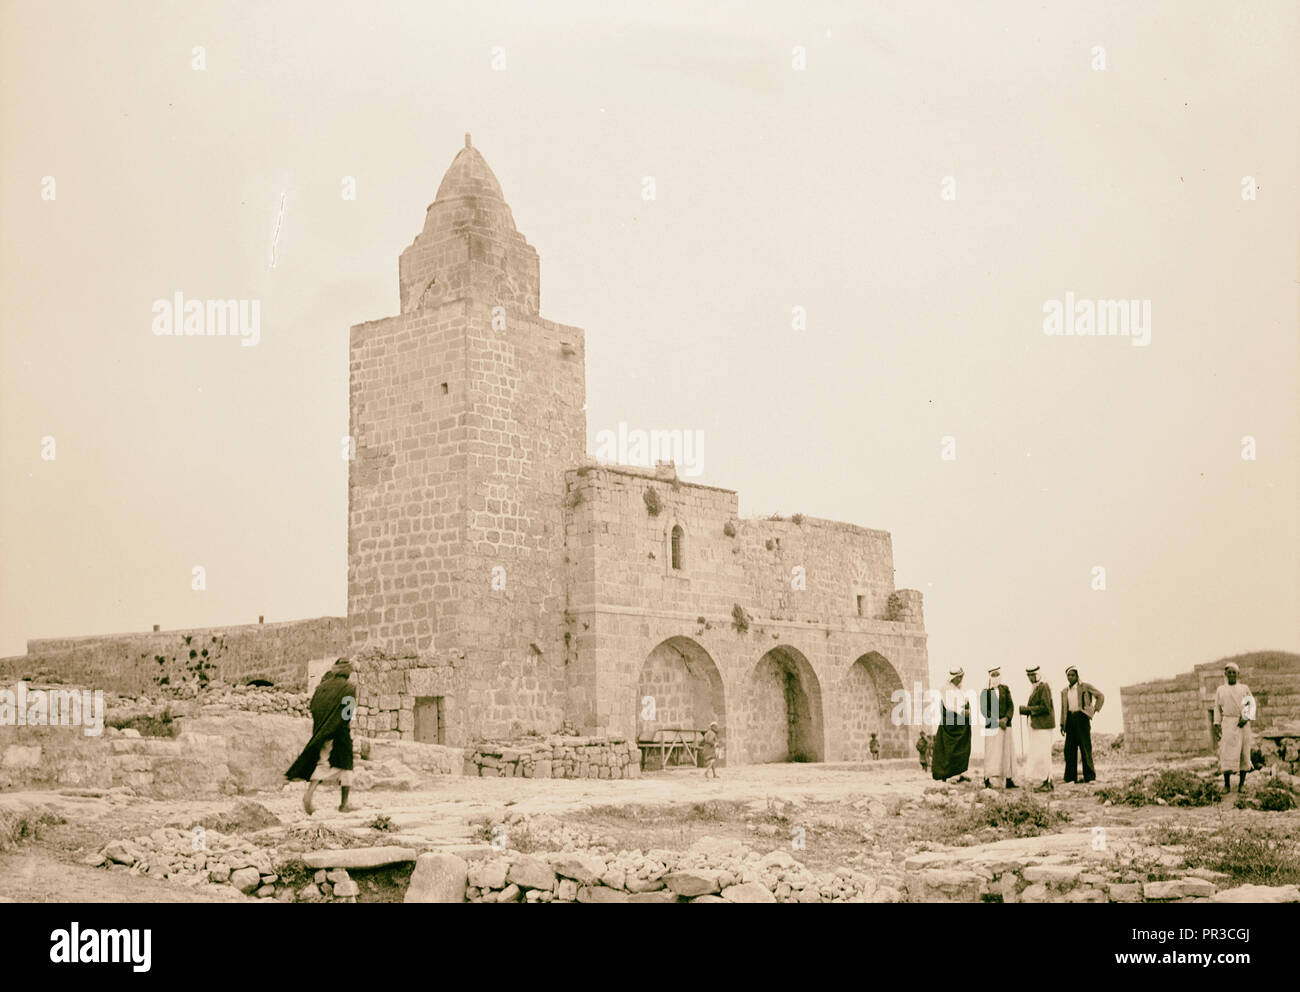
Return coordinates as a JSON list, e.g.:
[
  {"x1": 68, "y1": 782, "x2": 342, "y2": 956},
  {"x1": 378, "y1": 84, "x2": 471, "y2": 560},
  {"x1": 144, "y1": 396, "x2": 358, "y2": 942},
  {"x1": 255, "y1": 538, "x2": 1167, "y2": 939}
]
[
  {"x1": 1121, "y1": 651, "x2": 1300, "y2": 754},
  {"x1": 347, "y1": 136, "x2": 931, "y2": 762}
]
